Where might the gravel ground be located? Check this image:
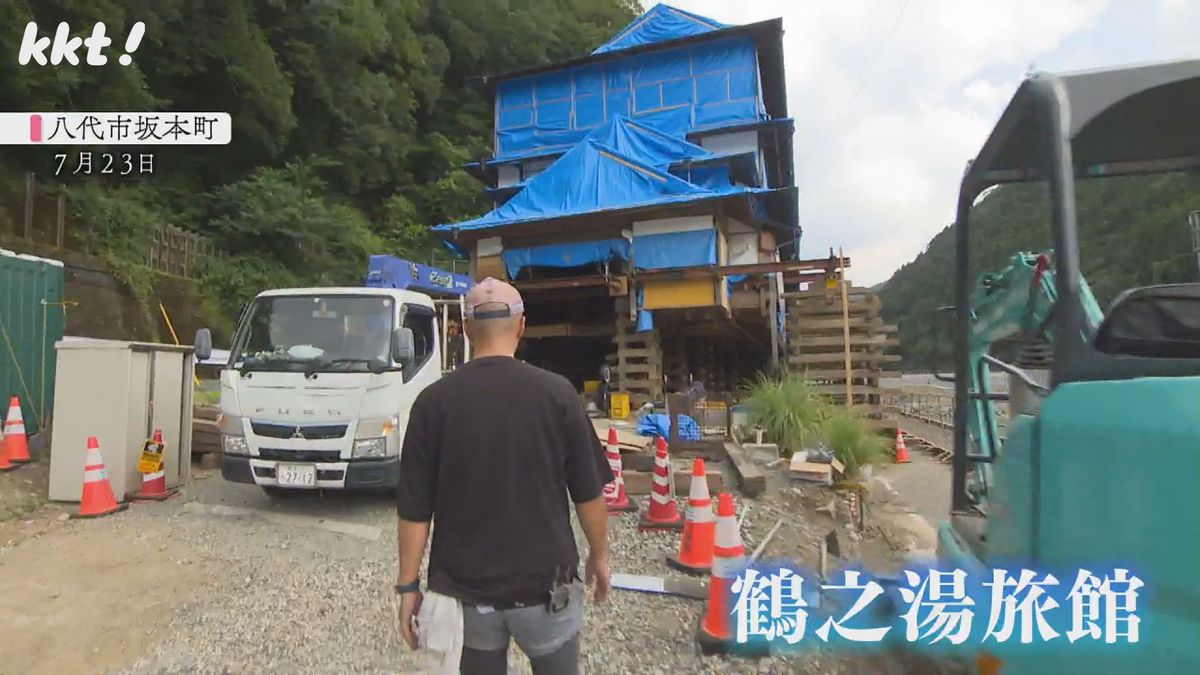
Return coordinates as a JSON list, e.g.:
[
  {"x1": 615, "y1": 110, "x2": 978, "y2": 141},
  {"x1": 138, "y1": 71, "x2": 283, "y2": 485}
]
[{"x1": 2, "y1": 459, "x2": 959, "y2": 675}]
